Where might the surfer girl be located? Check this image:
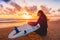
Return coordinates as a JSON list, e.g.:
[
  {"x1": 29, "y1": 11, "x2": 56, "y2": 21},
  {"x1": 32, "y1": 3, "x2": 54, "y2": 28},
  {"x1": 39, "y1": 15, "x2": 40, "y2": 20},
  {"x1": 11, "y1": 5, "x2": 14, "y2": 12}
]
[{"x1": 28, "y1": 10, "x2": 48, "y2": 36}]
